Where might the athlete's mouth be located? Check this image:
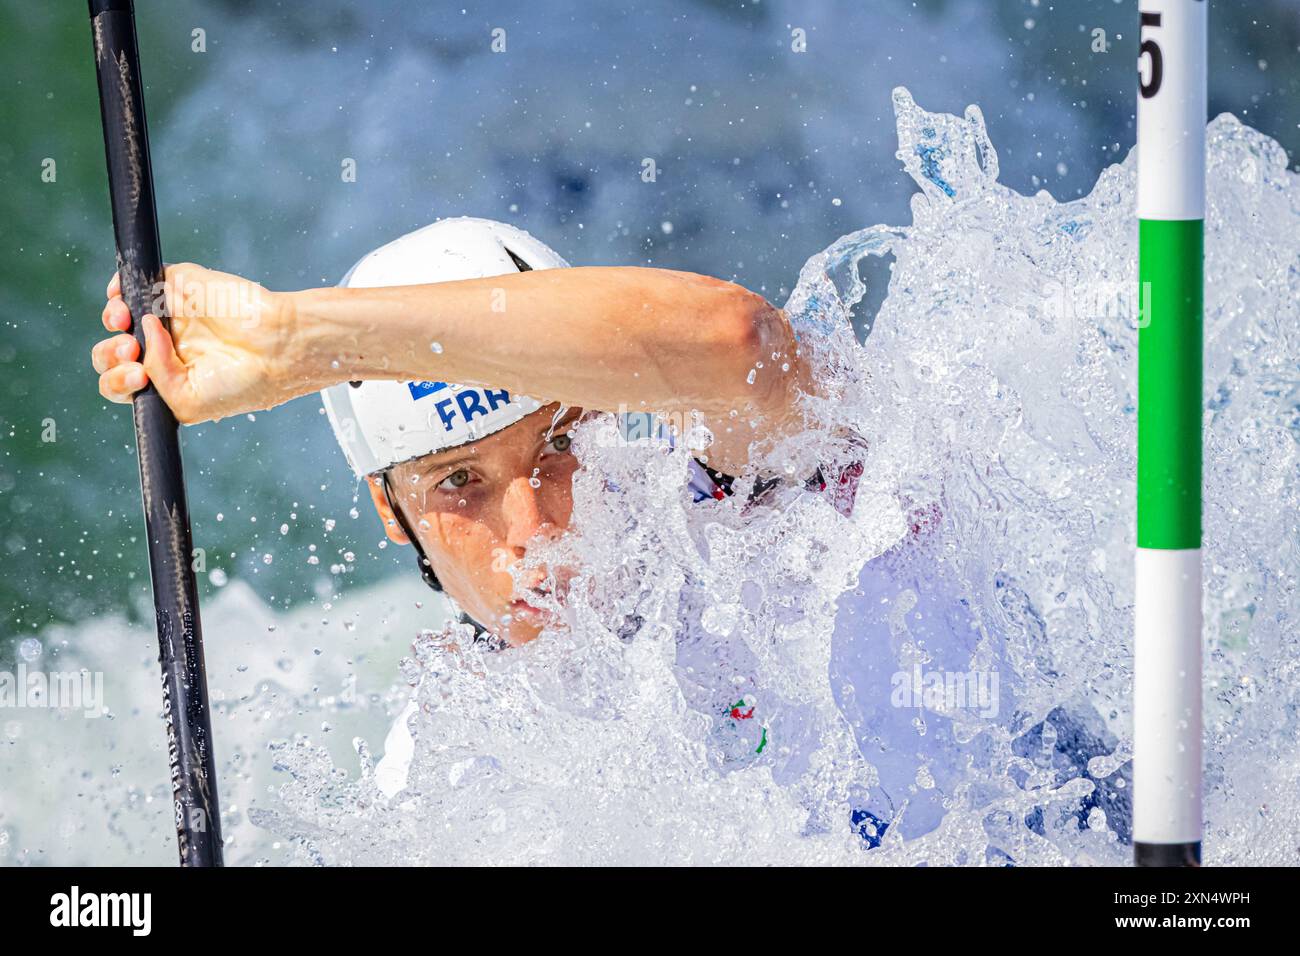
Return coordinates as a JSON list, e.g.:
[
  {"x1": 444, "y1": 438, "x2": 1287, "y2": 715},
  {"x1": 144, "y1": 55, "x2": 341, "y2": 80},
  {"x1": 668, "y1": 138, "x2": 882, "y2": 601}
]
[
  {"x1": 509, "y1": 579, "x2": 567, "y2": 617},
  {"x1": 508, "y1": 597, "x2": 557, "y2": 626}
]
